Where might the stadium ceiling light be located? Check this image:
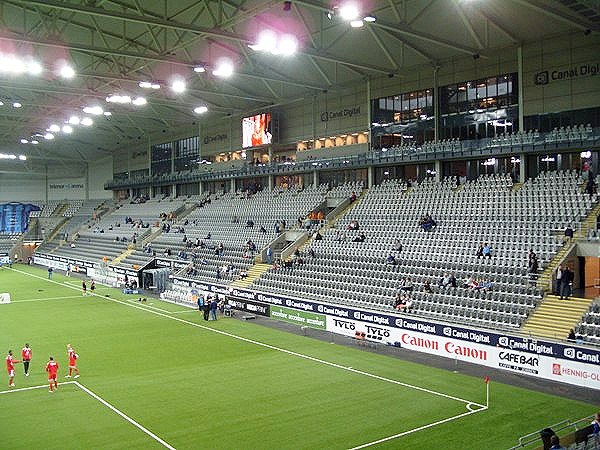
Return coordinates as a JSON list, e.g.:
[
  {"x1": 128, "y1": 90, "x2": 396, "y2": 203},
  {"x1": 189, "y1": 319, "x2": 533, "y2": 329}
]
[
  {"x1": 363, "y1": 15, "x2": 376, "y2": 22},
  {"x1": 212, "y1": 59, "x2": 234, "y2": 78},
  {"x1": 193, "y1": 106, "x2": 208, "y2": 114},
  {"x1": 350, "y1": 19, "x2": 364, "y2": 27},
  {"x1": 139, "y1": 81, "x2": 161, "y2": 89},
  {"x1": 19, "y1": 155, "x2": 26, "y2": 161},
  {"x1": 31, "y1": 140, "x2": 39, "y2": 145},
  {"x1": 49, "y1": 124, "x2": 60, "y2": 132},
  {"x1": 0, "y1": 153, "x2": 17, "y2": 159},
  {"x1": 171, "y1": 80, "x2": 186, "y2": 93},
  {"x1": 59, "y1": 64, "x2": 75, "y2": 79},
  {"x1": 62, "y1": 125, "x2": 73, "y2": 134},
  {"x1": 68, "y1": 115, "x2": 80, "y2": 125},
  {"x1": 106, "y1": 94, "x2": 132, "y2": 104},
  {"x1": 20, "y1": 138, "x2": 28, "y2": 144},
  {"x1": 132, "y1": 96, "x2": 147, "y2": 106},
  {"x1": 44, "y1": 132, "x2": 54, "y2": 140},
  {"x1": 193, "y1": 65, "x2": 206, "y2": 73},
  {"x1": 103, "y1": 111, "x2": 112, "y2": 116},
  {"x1": 83, "y1": 106, "x2": 103, "y2": 115},
  {"x1": 339, "y1": 3, "x2": 359, "y2": 20},
  {"x1": 13, "y1": 102, "x2": 22, "y2": 108},
  {"x1": 250, "y1": 31, "x2": 298, "y2": 56},
  {"x1": 0, "y1": 101, "x2": 3, "y2": 106},
  {"x1": 81, "y1": 117, "x2": 93, "y2": 126},
  {"x1": 27, "y1": 61, "x2": 43, "y2": 75}
]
